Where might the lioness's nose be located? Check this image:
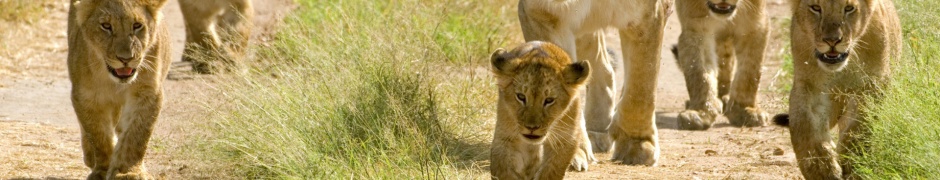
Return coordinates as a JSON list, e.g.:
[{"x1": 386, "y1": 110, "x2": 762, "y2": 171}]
[{"x1": 823, "y1": 37, "x2": 842, "y2": 47}]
